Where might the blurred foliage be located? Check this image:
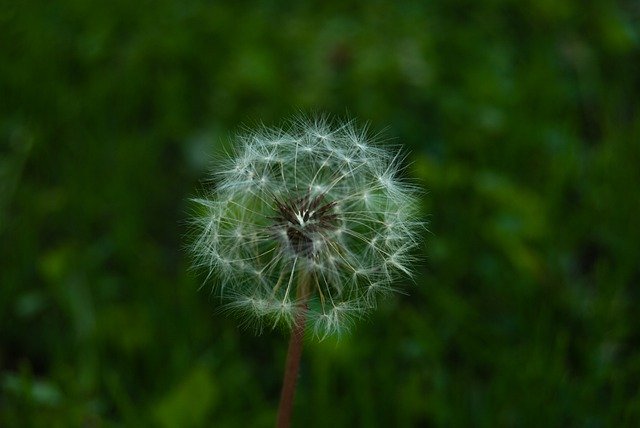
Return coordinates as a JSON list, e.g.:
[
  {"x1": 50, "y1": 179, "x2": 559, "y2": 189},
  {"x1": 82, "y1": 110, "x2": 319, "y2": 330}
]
[{"x1": 2, "y1": 0, "x2": 640, "y2": 426}]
